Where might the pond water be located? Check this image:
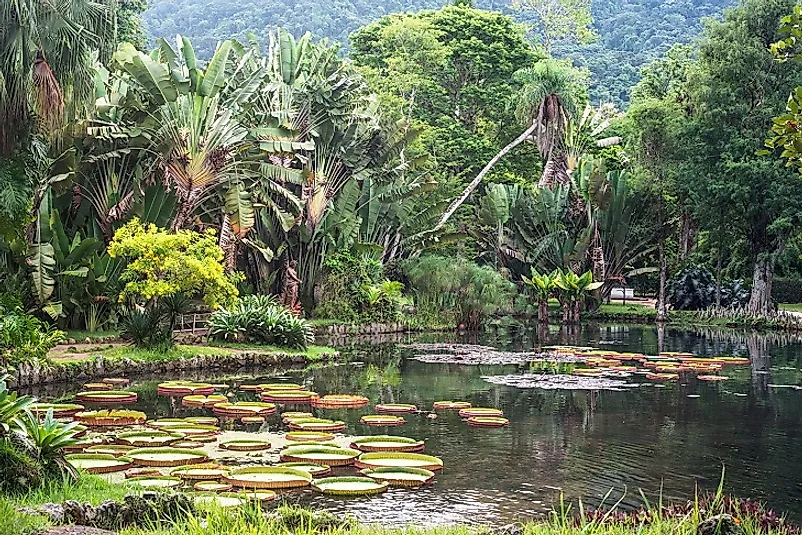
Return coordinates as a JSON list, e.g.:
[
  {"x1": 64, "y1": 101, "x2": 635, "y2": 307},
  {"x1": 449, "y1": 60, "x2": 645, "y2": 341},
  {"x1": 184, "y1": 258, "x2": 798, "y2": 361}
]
[{"x1": 35, "y1": 323, "x2": 802, "y2": 526}]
